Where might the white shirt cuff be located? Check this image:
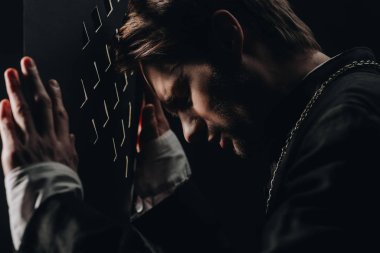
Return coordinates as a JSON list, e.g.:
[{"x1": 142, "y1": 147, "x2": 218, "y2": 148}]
[
  {"x1": 4, "y1": 162, "x2": 83, "y2": 250},
  {"x1": 134, "y1": 130, "x2": 191, "y2": 215}
]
